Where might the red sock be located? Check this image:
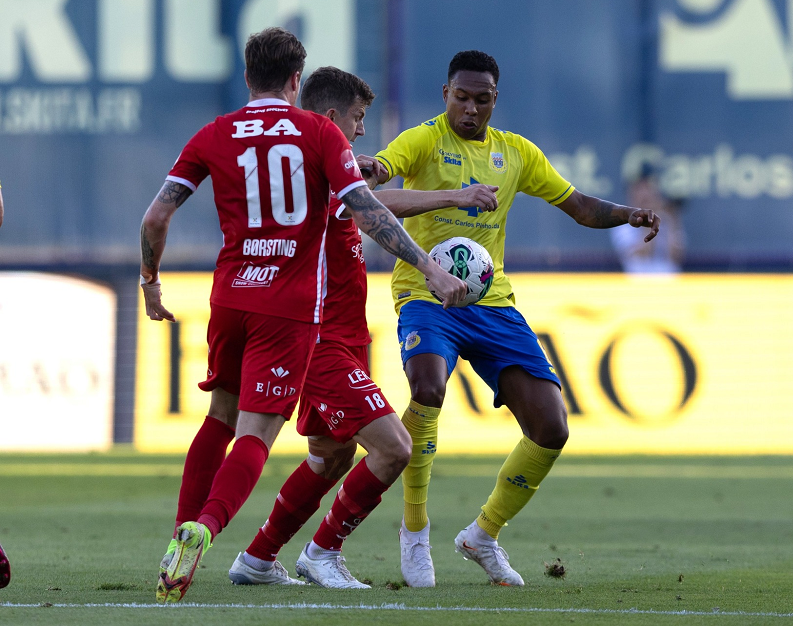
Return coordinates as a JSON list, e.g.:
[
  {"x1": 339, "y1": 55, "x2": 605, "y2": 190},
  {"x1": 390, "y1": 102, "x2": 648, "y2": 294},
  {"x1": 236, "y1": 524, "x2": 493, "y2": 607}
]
[
  {"x1": 197, "y1": 435, "x2": 268, "y2": 539},
  {"x1": 312, "y1": 458, "x2": 388, "y2": 551},
  {"x1": 174, "y1": 416, "x2": 235, "y2": 535},
  {"x1": 246, "y1": 460, "x2": 336, "y2": 561}
]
